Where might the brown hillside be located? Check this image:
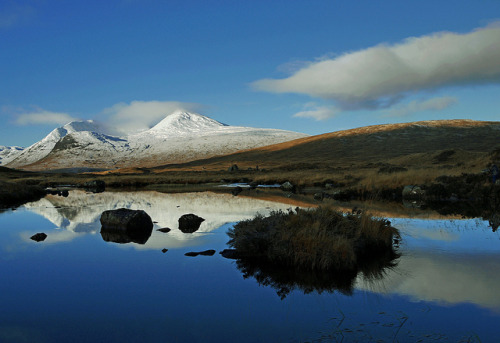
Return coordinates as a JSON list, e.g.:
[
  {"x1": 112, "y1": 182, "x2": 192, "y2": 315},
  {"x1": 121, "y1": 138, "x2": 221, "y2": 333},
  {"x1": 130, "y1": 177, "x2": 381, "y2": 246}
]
[{"x1": 141, "y1": 119, "x2": 499, "y2": 173}]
